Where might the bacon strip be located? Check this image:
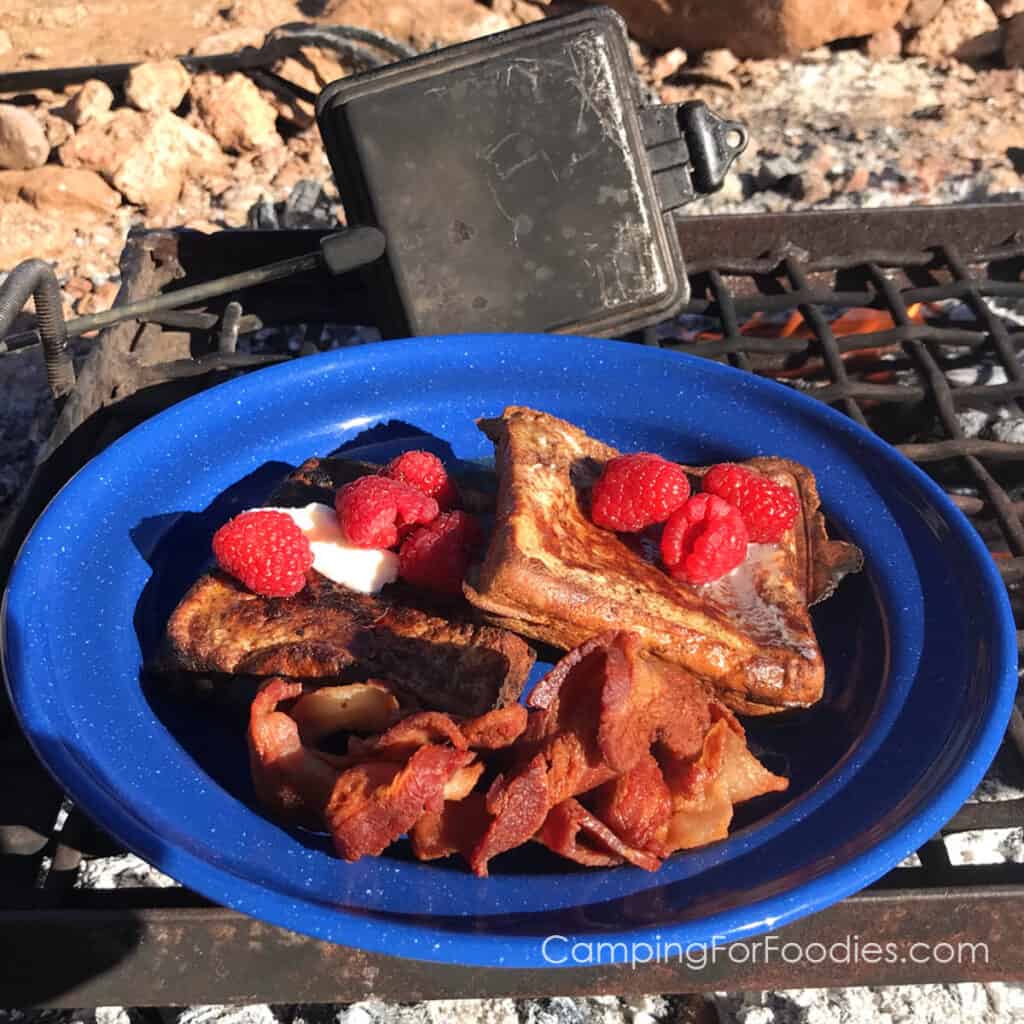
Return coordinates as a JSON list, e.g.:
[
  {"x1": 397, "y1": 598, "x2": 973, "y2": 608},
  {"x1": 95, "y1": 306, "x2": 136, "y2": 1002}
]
[
  {"x1": 660, "y1": 719, "x2": 788, "y2": 853},
  {"x1": 460, "y1": 704, "x2": 528, "y2": 749},
  {"x1": 247, "y1": 678, "x2": 340, "y2": 827},
  {"x1": 246, "y1": 632, "x2": 789, "y2": 874},
  {"x1": 586, "y1": 751, "x2": 672, "y2": 853},
  {"x1": 411, "y1": 792, "x2": 491, "y2": 862},
  {"x1": 347, "y1": 711, "x2": 468, "y2": 761},
  {"x1": 537, "y1": 799, "x2": 661, "y2": 872},
  {"x1": 288, "y1": 681, "x2": 402, "y2": 743},
  {"x1": 326, "y1": 744, "x2": 473, "y2": 860},
  {"x1": 469, "y1": 753, "x2": 549, "y2": 876}
]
